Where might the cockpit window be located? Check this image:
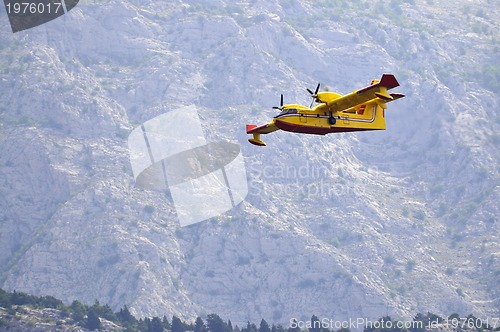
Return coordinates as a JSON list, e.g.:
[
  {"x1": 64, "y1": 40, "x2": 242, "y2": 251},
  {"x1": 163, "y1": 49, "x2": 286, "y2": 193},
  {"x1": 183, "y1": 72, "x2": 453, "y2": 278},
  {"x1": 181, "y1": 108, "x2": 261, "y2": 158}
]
[{"x1": 279, "y1": 108, "x2": 298, "y2": 115}]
